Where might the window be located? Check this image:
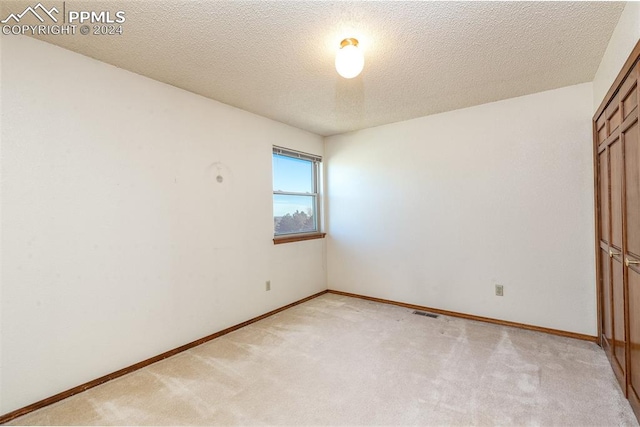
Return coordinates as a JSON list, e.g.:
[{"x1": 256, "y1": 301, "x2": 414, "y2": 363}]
[{"x1": 272, "y1": 147, "x2": 323, "y2": 242}]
